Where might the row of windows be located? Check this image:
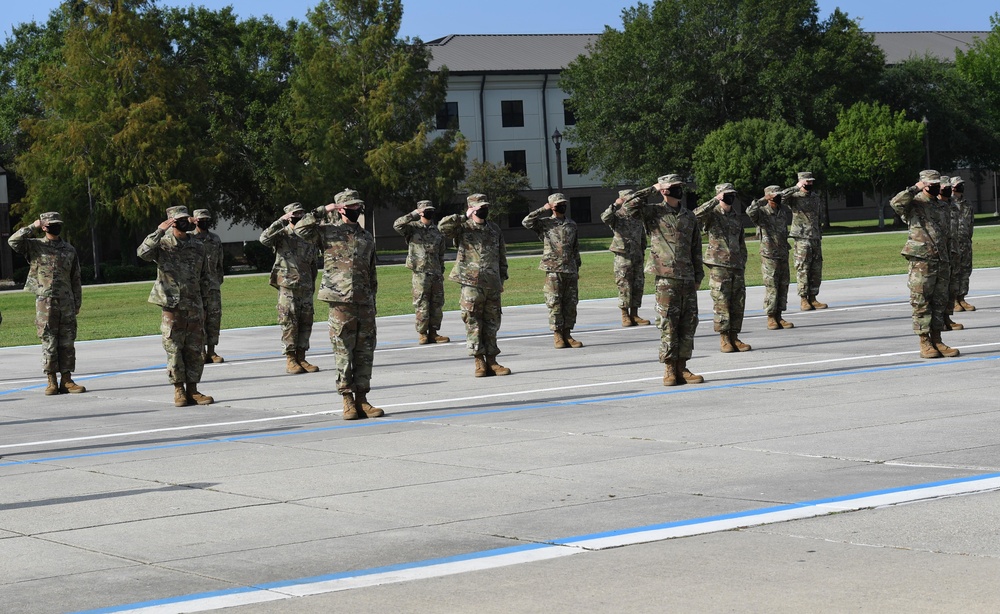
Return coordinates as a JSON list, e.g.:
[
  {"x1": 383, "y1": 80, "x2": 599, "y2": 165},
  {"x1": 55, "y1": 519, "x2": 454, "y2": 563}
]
[
  {"x1": 503, "y1": 149, "x2": 584, "y2": 176},
  {"x1": 435, "y1": 99, "x2": 576, "y2": 130}
]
